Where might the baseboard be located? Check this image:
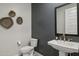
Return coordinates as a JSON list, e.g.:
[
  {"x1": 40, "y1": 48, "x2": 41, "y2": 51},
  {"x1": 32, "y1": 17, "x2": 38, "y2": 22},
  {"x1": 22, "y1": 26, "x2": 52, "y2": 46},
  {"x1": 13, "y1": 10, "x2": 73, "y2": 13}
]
[{"x1": 14, "y1": 51, "x2": 43, "y2": 56}]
